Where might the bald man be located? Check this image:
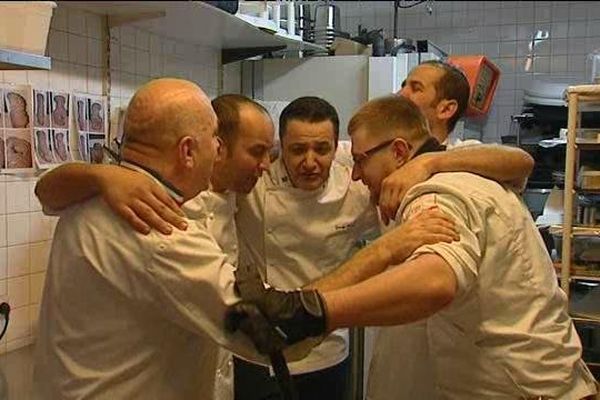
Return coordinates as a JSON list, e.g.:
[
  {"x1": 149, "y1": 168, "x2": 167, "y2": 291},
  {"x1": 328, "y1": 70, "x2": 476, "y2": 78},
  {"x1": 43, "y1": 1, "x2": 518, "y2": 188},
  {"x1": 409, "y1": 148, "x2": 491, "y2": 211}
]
[{"x1": 33, "y1": 79, "x2": 268, "y2": 399}]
